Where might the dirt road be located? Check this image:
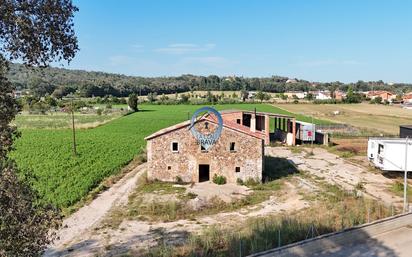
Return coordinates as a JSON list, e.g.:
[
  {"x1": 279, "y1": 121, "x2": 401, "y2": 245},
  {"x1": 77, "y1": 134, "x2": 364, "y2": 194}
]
[{"x1": 44, "y1": 163, "x2": 147, "y2": 256}]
